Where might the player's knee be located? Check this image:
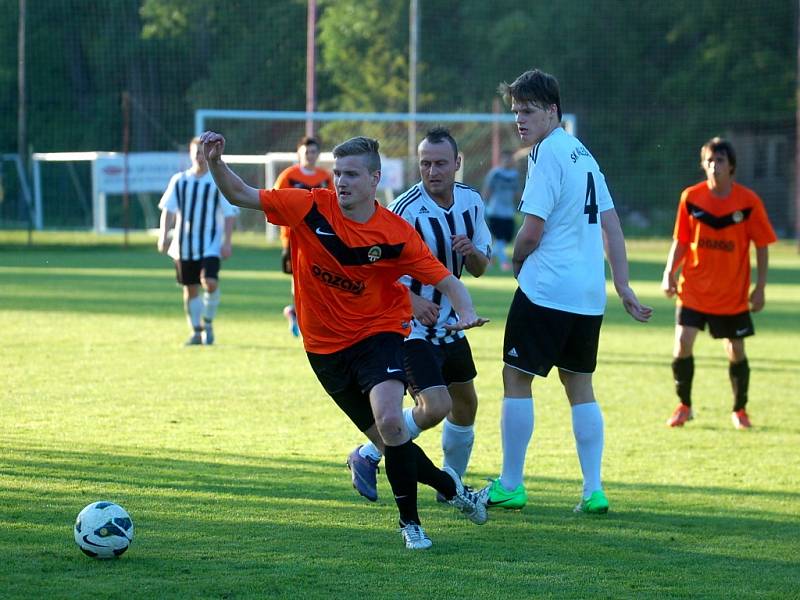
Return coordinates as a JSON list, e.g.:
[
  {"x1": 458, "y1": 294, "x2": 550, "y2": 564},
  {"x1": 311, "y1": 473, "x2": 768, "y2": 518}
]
[
  {"x1": 203, "y1": 278, "x2": 219, "y2": 293},
  {"x1": 373, "y1": 412, "x2": 405, "y2": 443},
  {"x1": 449, "y1": 396, "x2": 477, "y2": 424},
  {"x1": 416, "y1": 388, "x2": 451, "y2": 427},
  {"x1": 725, "y1": 339, "x2": 746, "y2": 362}
]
